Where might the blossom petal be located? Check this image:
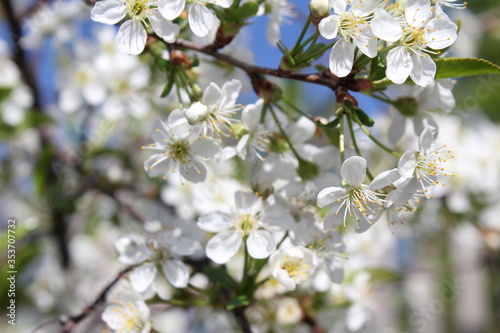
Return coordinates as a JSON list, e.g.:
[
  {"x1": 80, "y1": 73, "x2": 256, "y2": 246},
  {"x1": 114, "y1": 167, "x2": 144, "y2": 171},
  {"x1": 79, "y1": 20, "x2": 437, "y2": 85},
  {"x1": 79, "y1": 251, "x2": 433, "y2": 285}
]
[
  {"x1": 390, "y1": 177, "x2": 418, "y2": 206},
  {"x1": 205, "y1": 0, "x2": 232, "y2": 8},
  {"x1": 369, "y1": 168, "x2": 401, "y2": 190},
  {"x1": 201, "y1": 82, "x2": 223, "y2": 107},
  {"x1": 91, "y1": 0, "x2": 126, "y2": 25},
  {"x1": 150, "y1": 11, "x2": 180, "y2": 43},
  {"x1": 424, "y1": 17, "x2": 457, "y2": 50},
  {"x1": 332, "y1": 0, "x2": 347, "y2": 15},
  {"x1": 162, "y1": 259, "x2": 190, "y2": 288},
  {"x1": 235, "y1": 191, "x2": 262, "y2": 214},
  {"x1": 341, "y1": 156, "x2": 366, "y2": 186},
  {"x1": 324, "y1": 258, "x2": 344, "y2": 283},
  {"x1": 180, "y1": 159, "x2": 207, "y2": 183},
  {"x1": 329, "y1": 38, "x2": 355, "y2": 77},
  {"x1": 242, "y1": 99, "x2": 263, "y2": 131},
  {"x1": 247, "y1": 230, "x2": 276, "y2": 259},
  {"x1": 129, "y1": 263, "x2": 157, "y2": 292},
  {"x1": 190, "y1": 138, "x2": 221, "y2": 159},
  {"x1": 410, "y1": 53, "x2": 436, "y2": 87},
  {"x1": 206, "y1": 230, "x2": 242, "y2": 264},
  {"x1": 318, "y1": 15, "x2": 340, "y2": 40},
  {"x1": 288, "y1": 116, "x2": 316, "y2": 143},
  {"x1": 323, "y1": 209, "x2": 344, "y2": 230},
  {"x1": 405, "y1": 0, "x2": 431, "y2": 29},
  {"x1": 370, "y1": 9, "x2": 402, "y2": 42},
  {"x1": 116, "y1": 20, "x2": 147, "y2": 55},
  {"x1": 189, "y1": 2, "x2": 215, "y2": 37},
  {"x1": 353, "y1": 28, "x2": 377, "y2": 58},
  {"x1": 387, "y1": 109, "x2": 407, "y2": 144},
  {"x1": 418, "y1": 125, "x2": 436, "y2": 153},
  {"x1": 386, "y1": 46, "x2": 413, "y2": 84},
  {"x1": 158, "y1": 0, "x2": 185, "y2": 21},
  {"x1": 317, "y1": 187, "x2": 346, "y2": 208},
  {"x1": 220, "y1": 79, "x2": 242, "y2": 108},
  {"x1": 398, "y1": 150, "x2": 417, "y2": 178},
  {"x1": 197, "y1": 211, "x2": 234, "y2": 232}
]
